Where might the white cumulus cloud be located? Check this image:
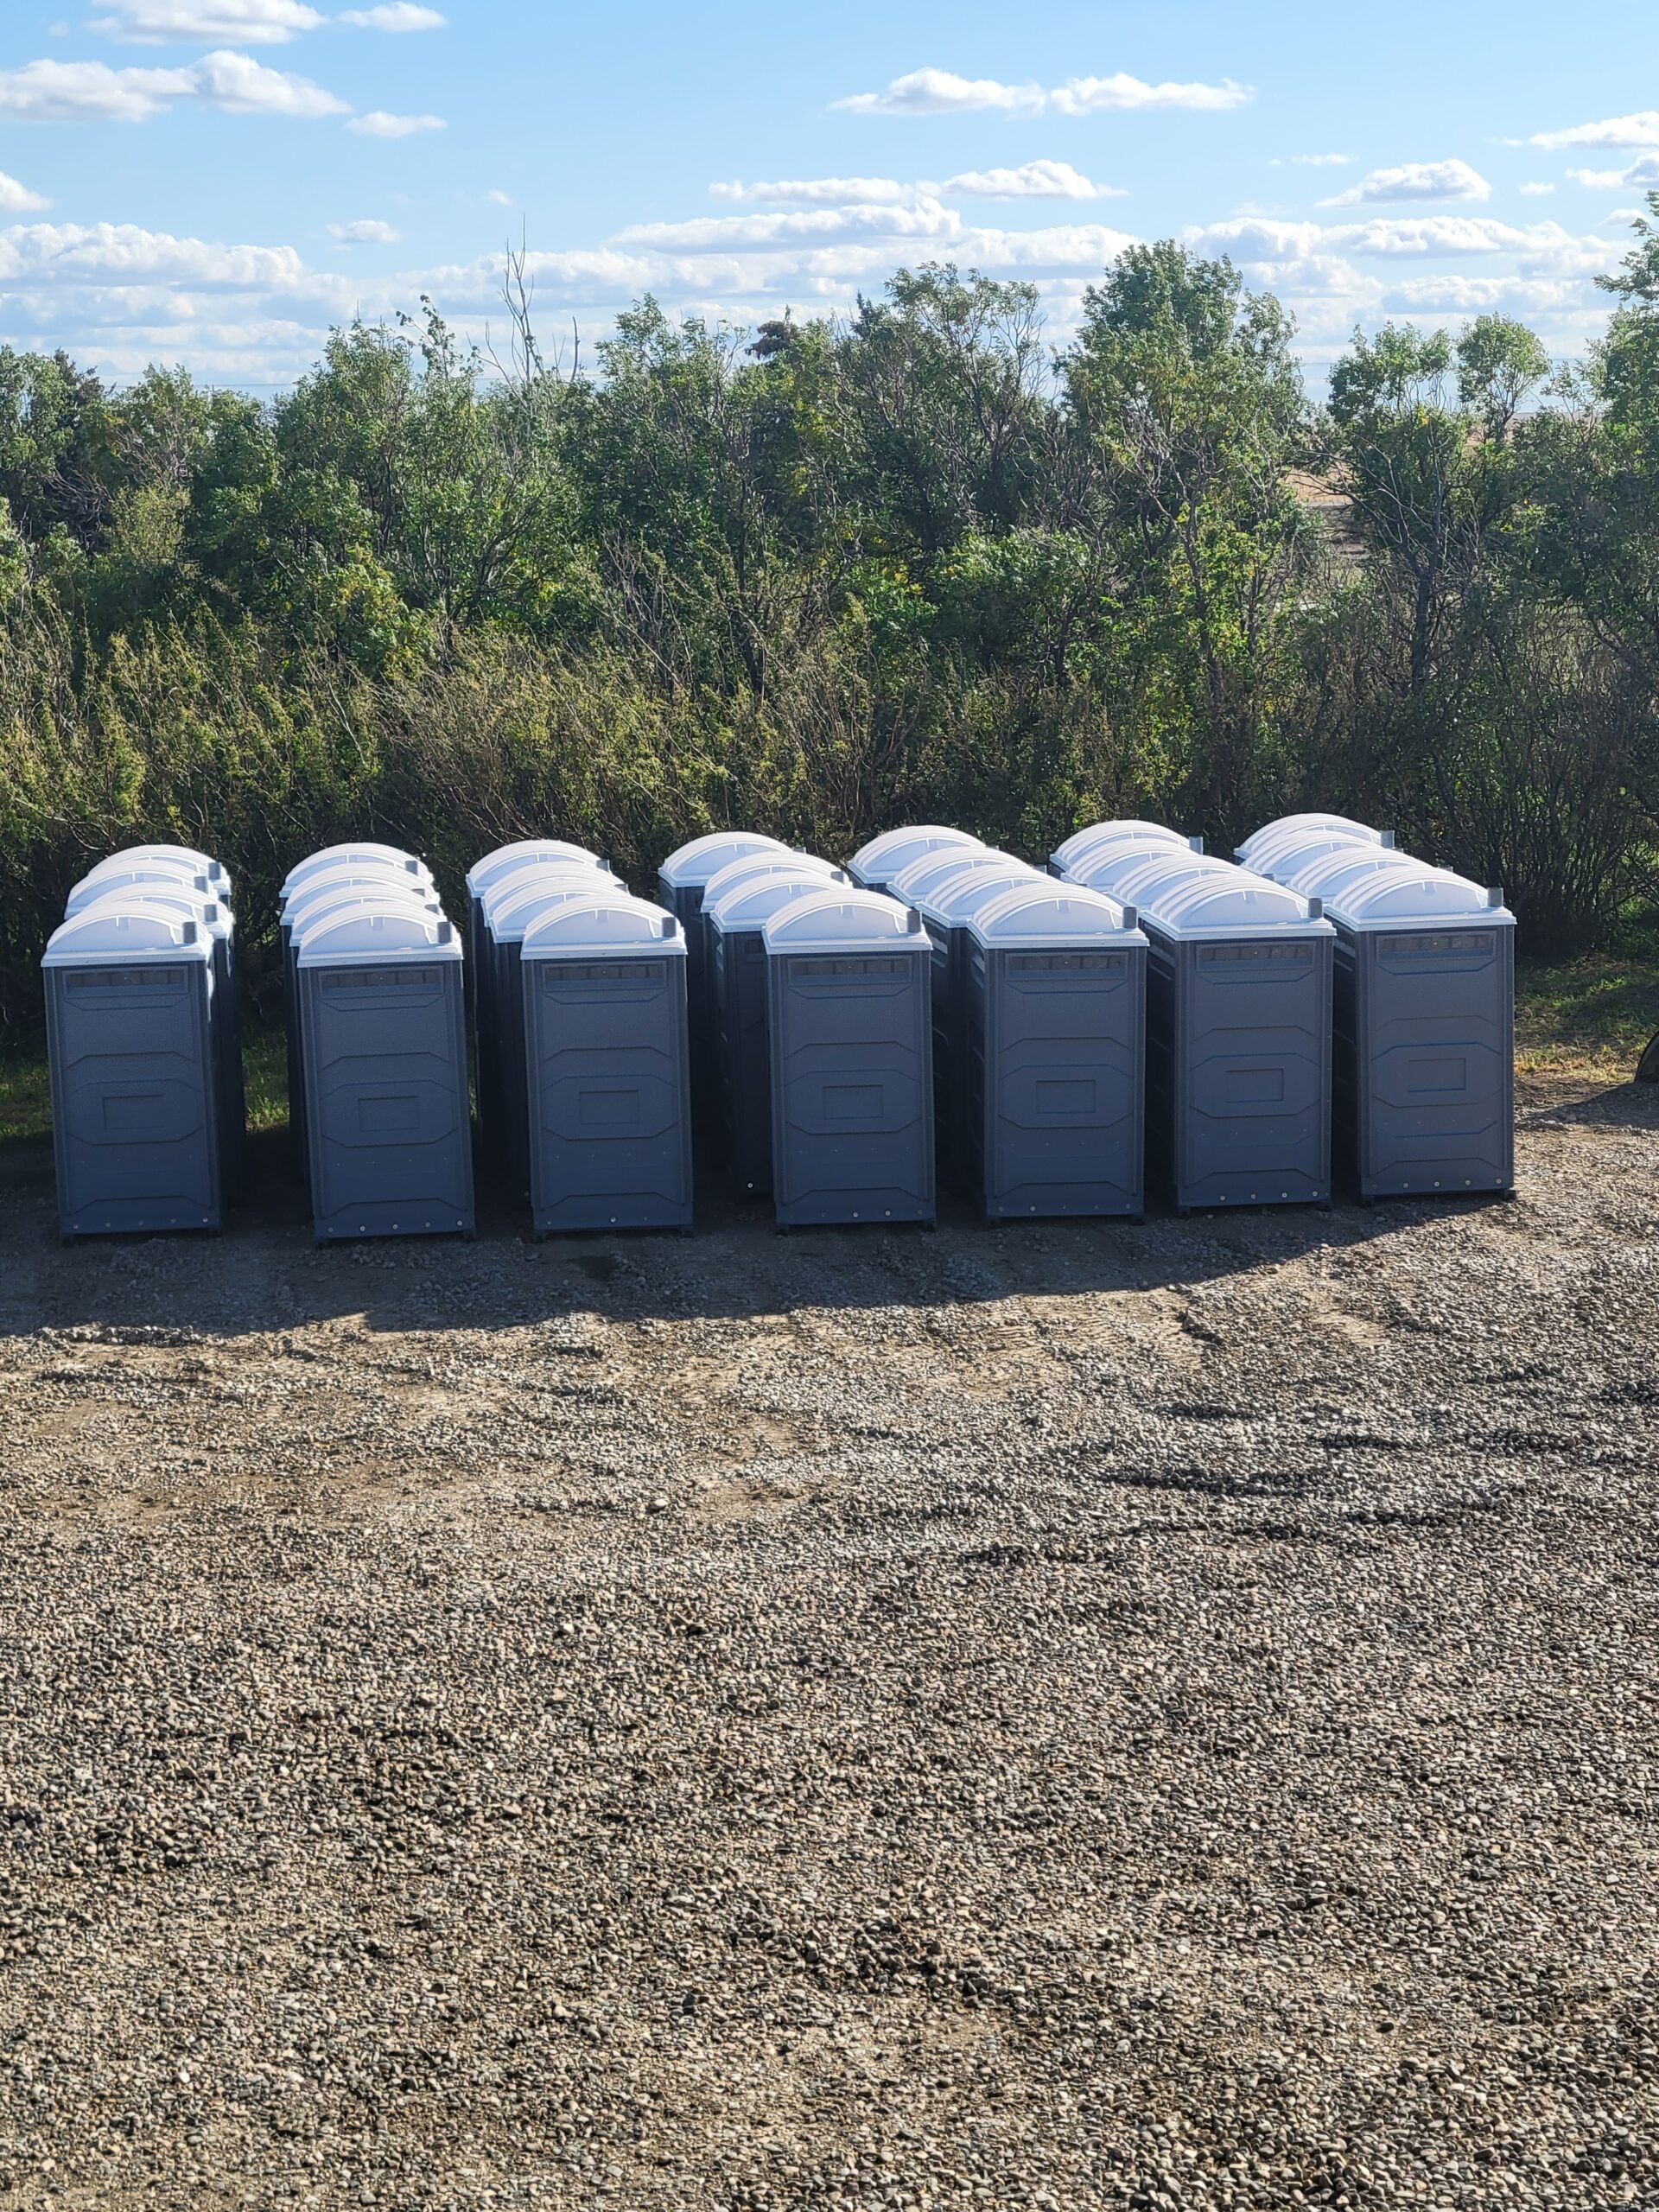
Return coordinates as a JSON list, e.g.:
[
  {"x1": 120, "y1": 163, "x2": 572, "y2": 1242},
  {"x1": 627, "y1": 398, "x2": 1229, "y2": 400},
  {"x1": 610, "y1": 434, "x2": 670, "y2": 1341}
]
[
  {"x1": 833, "y1": 67, "x2": 1045, "y2": 117},
  {"x1": 1528, "y1": 110, "x2": 1659, "y2": 152},
  {"x1": 710, "y1": 175, "x2": 913, "y2": 207},
  {"x1": 942, "y1": 160, "x2": 1122, "y2": 200},
  {"x1": 0, "y1": 219, "x2": 310, "y2": 289},
  {"x1": 1049, "y1": 72, "x2": 1251, "y2": 116},
  {"x1": 327, "y1": 216, "x2": 400, "y2": 242},
  {"x1": 1269, "y1": 152, "x2": 1351, "y2": 168},
  {"x1": 338, "y1": 3, "x2": 446, "y2": 28},
  {"x1": 347, "y1": 107, "x2": 444, "y2": 136},
  {"x1": 0, "y1": 49, "x2": 346, "y2": 119},
  {"x1": 834, "y1": 66, "x2": 1252, "y2": 117},
  {"x1": 613, "y1": 200, "x2": 965, "y2": 253},
  {"x1": 0, "y1": 171, "x2": 51, "y2": 213},
  {"x1": 1517, "y1": 181, "x2": 1555, "y2": 196},
  {"x1": 90, "y1": 0, "x2": 323, "y2": 40},
  {"x1": 1319, "y1": 158, "x2": 1491, "y2": 208},
  {"x1": 485, "y1": 188, "x2": 513, "y2": 206},
  {"x1": 1566, "y1": 154, "x2": 1659, "y2": 190}
]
